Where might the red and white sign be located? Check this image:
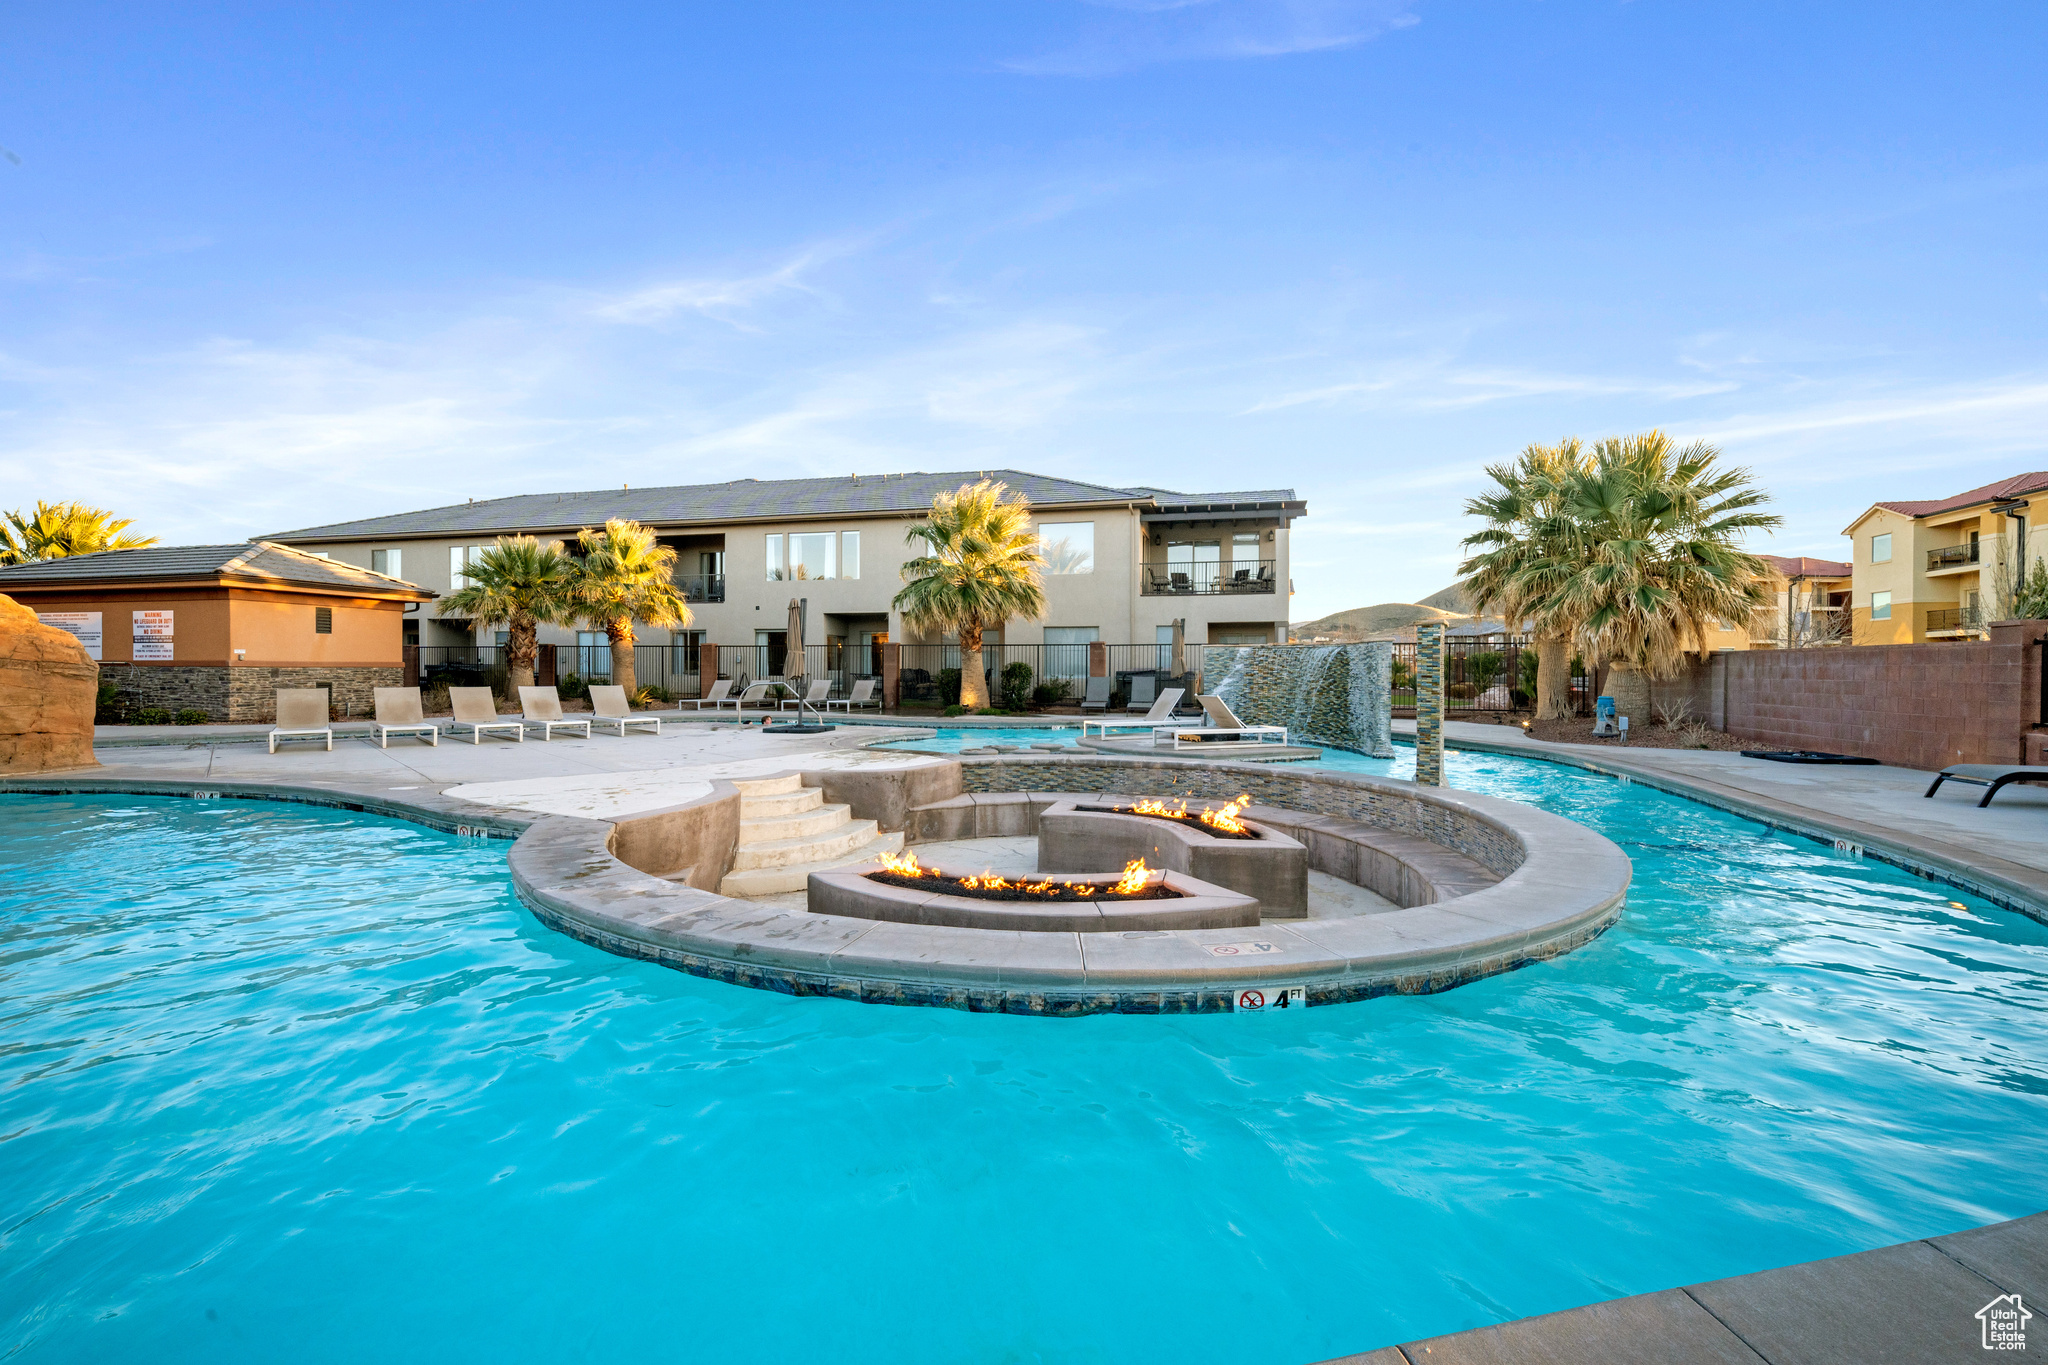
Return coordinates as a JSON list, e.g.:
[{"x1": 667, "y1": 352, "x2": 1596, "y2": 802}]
[{"x1": 133, "y1": 610, "x2": 174, "y2": 661}]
